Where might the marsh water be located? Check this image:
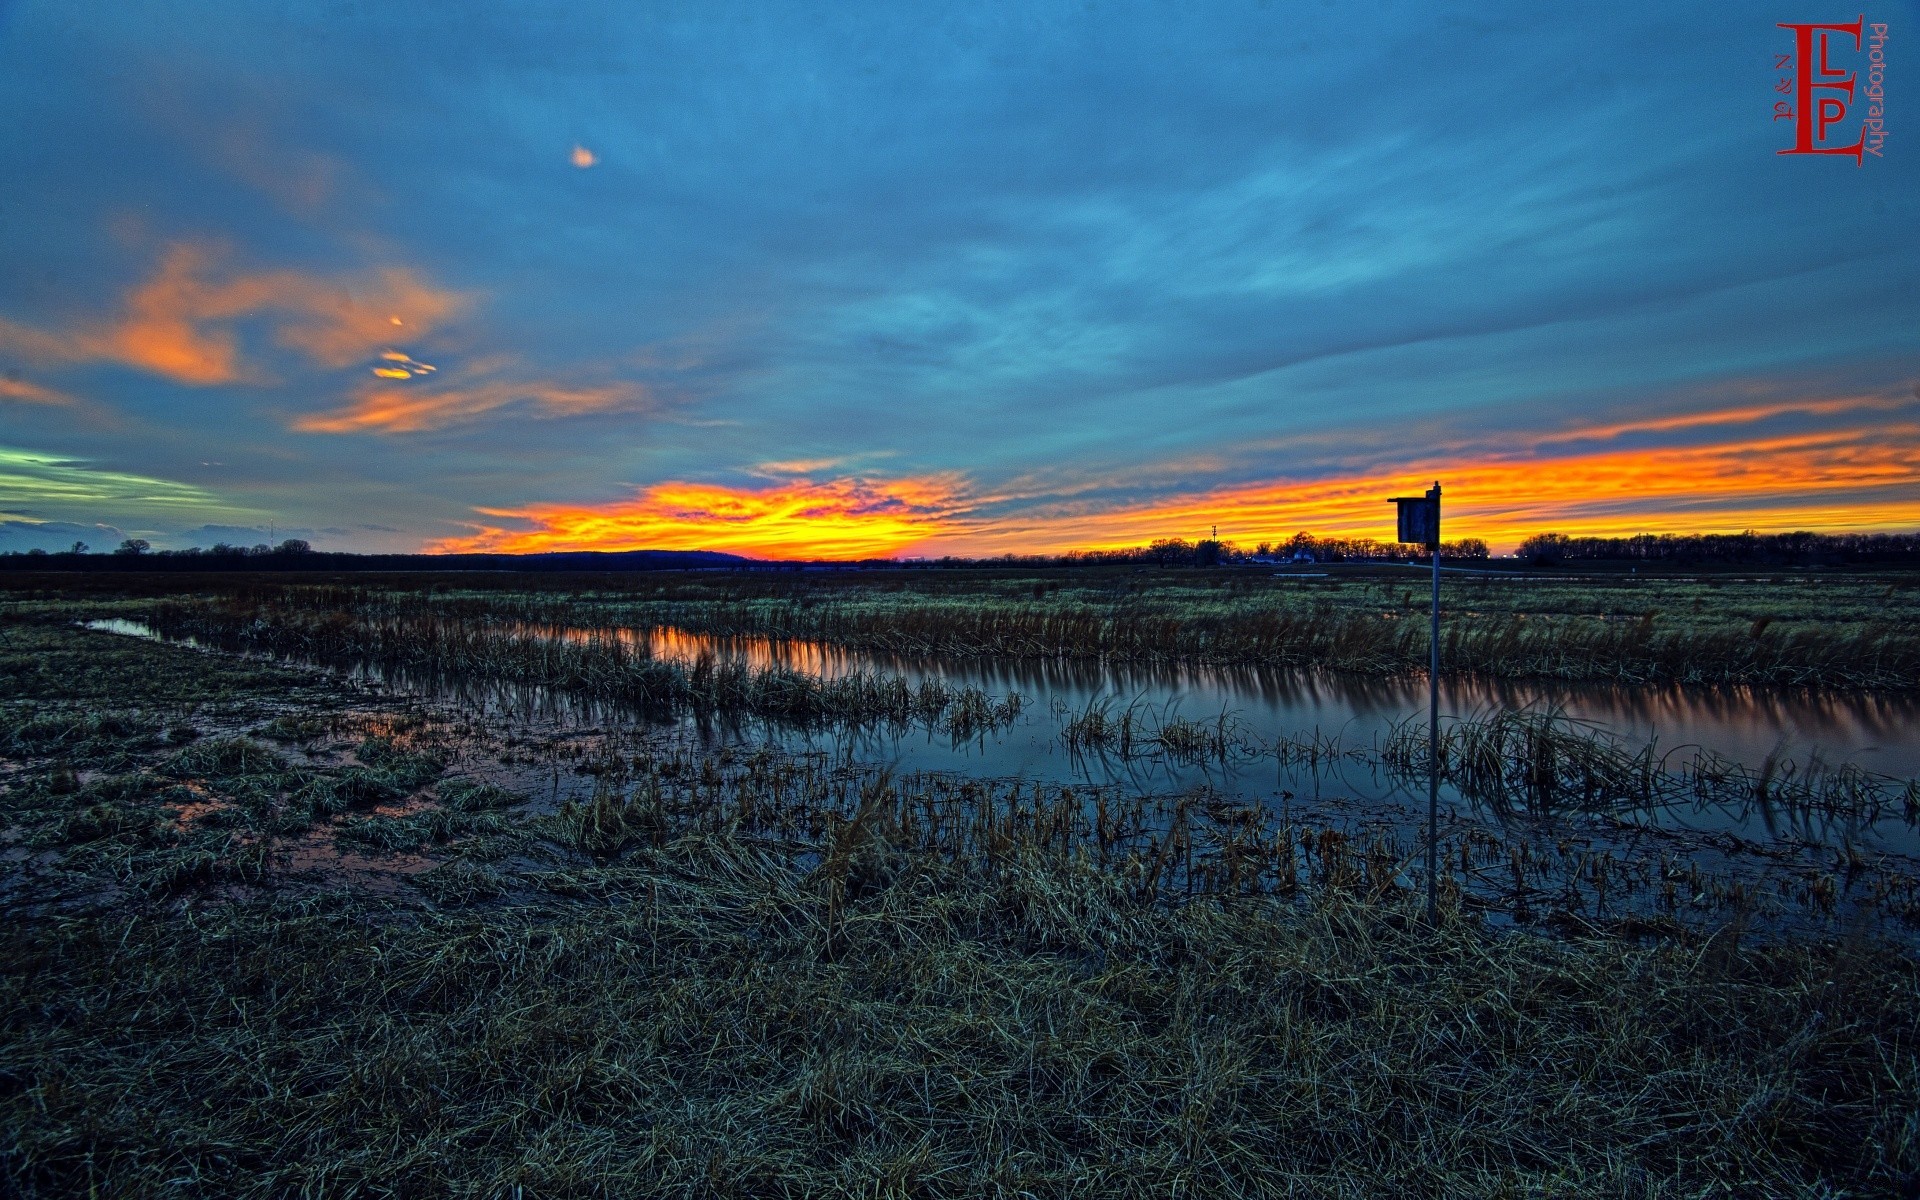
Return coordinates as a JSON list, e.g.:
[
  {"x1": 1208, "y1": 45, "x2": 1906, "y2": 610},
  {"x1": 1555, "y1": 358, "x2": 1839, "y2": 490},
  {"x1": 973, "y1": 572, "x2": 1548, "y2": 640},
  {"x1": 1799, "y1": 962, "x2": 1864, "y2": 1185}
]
[{"x1": 87, "y1": 617, "x2": 1920, "y2": 860}]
